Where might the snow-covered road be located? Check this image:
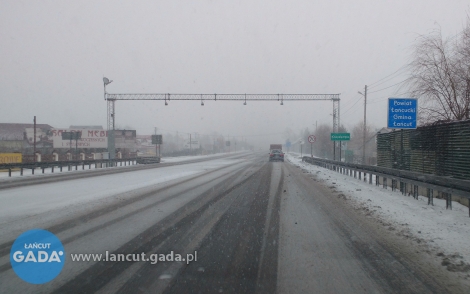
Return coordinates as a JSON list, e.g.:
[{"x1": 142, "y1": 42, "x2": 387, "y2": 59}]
[
  {"x1": 287, "y1": 153, "x2": 470, "y2": 275},
  {"x1": 0, "y1": 152, "x2": 469, "y2": 293}
]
